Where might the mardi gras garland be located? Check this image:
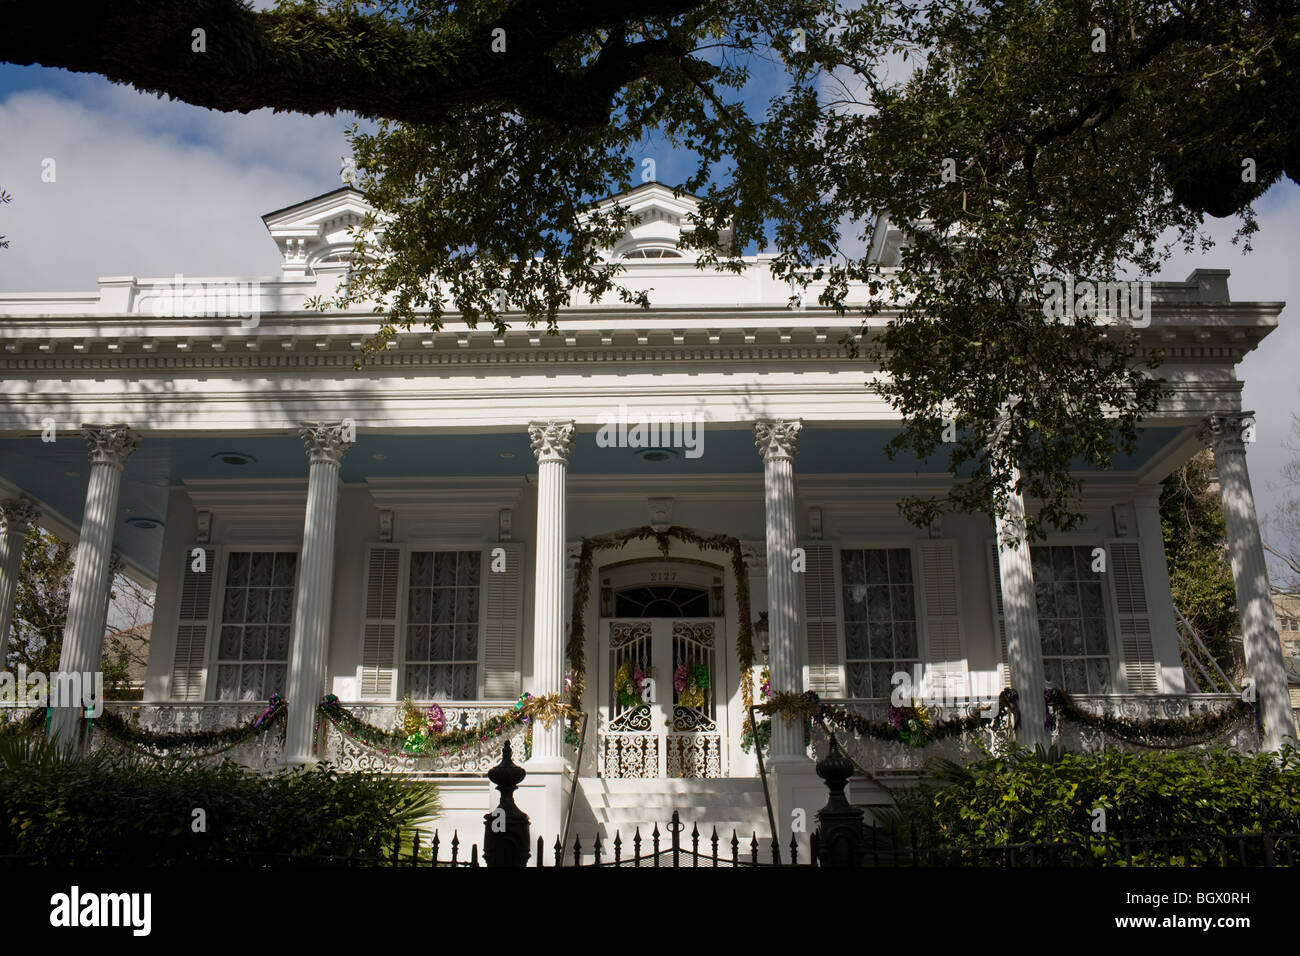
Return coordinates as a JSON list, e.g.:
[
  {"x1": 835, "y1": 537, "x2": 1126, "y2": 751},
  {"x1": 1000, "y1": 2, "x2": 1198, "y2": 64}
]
[
  {"x1": 318, "y1": 693, "x2": 579, "y2": 758},
  {"x1": 758, "y1": 690, "x2": 1003, "y2": 748},
  {"x1": 0, "y1": 707, "x2": 46, "y2": 738},
  {"x1": 566, "y1": 525, "x2": 757, "y2": 734},
  {"x1": 1044, "y1": 688, "x2": 1256, "y2": 748},
  {"x1": 91, "y1": 695, "x2": 287, "y2": 755}
]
